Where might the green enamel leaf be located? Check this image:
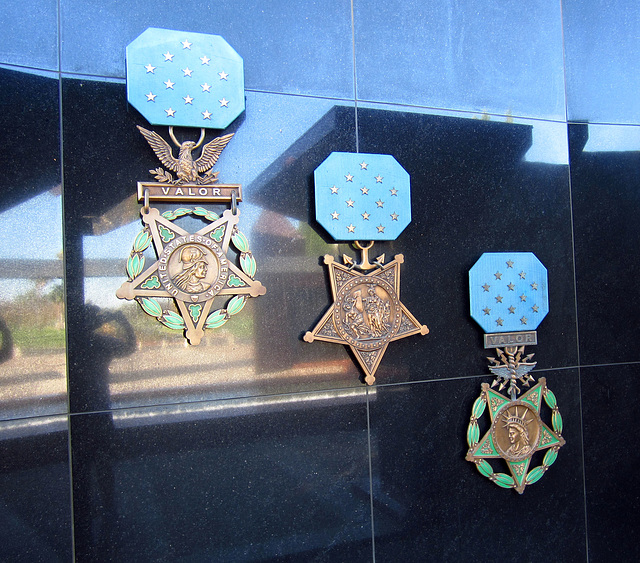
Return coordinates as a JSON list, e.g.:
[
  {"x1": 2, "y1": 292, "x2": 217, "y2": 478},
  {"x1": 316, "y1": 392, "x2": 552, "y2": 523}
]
[
  {"x1": 525, "y1": 466, "x2": 545, "y2": 485},
  {"x1": 189, "y1": 304, "x2": 202, "y2": 323},
  {"x1": 173, "y1": 207, "x2": 192, "y2": 217},
  {"x1": 552, "y1": 411, "x2": 563, "y2": 434},
  {"x1": 466, "y1": 422, "x2": 479, "y2": 447},
  {"x1": 140, "y1": 275, "x2": 161, "y2": 290},
  {"x1": 194, "y1": 206, "x2": 219, "y2": 221},
  {"x1": 472, "y1": 396, "x2": 486, "y2": 418},
  {"x1": 205, "y1": 310, "x2": 228, "y2": 329},
  {"x1": 493, "y1": 473, "x2": 515, "y2": 488},
  {"x1": 544, "y1": 389, "x2": 558, "y2": 409},
  {"x1": 477, "y1": 459, "x2": 493, "y2": 478},
  {"x1": 210, "y1": 226, "x2": 225, "y2": 242},
  {"x1": 133, "y1": 230, "x2": 151, "y2": 252},
  {"x1": 160, "y1": 311, "x2": 185, "y2": 330},
  {"x1": 127, "y1": 253, "x2": 144, "y2": 278},
  {"x1": 227, "y1": 274, "x2": 245, "y2": 288},
  {"x1": 240, "y1": 253, "x2": 256, "y2": 277},
  {"x1": 140, "y1": 297, "x2": 162, "y2": 317},
  {"x1": 226, "y1": 295, "x2": 246, "y2": 316},
  {"x1": 232, "y1": 231, "x2": 249, "y2": 253},
  {"x1": 162, "y1": 211, "x2": 176, "y2": 220},
  {"x1": 159, "y1": 225, "x2": 175, "y2": 243},
  {"x1": 543, "y1": 448, "x2": 558, "y2": 467}
]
